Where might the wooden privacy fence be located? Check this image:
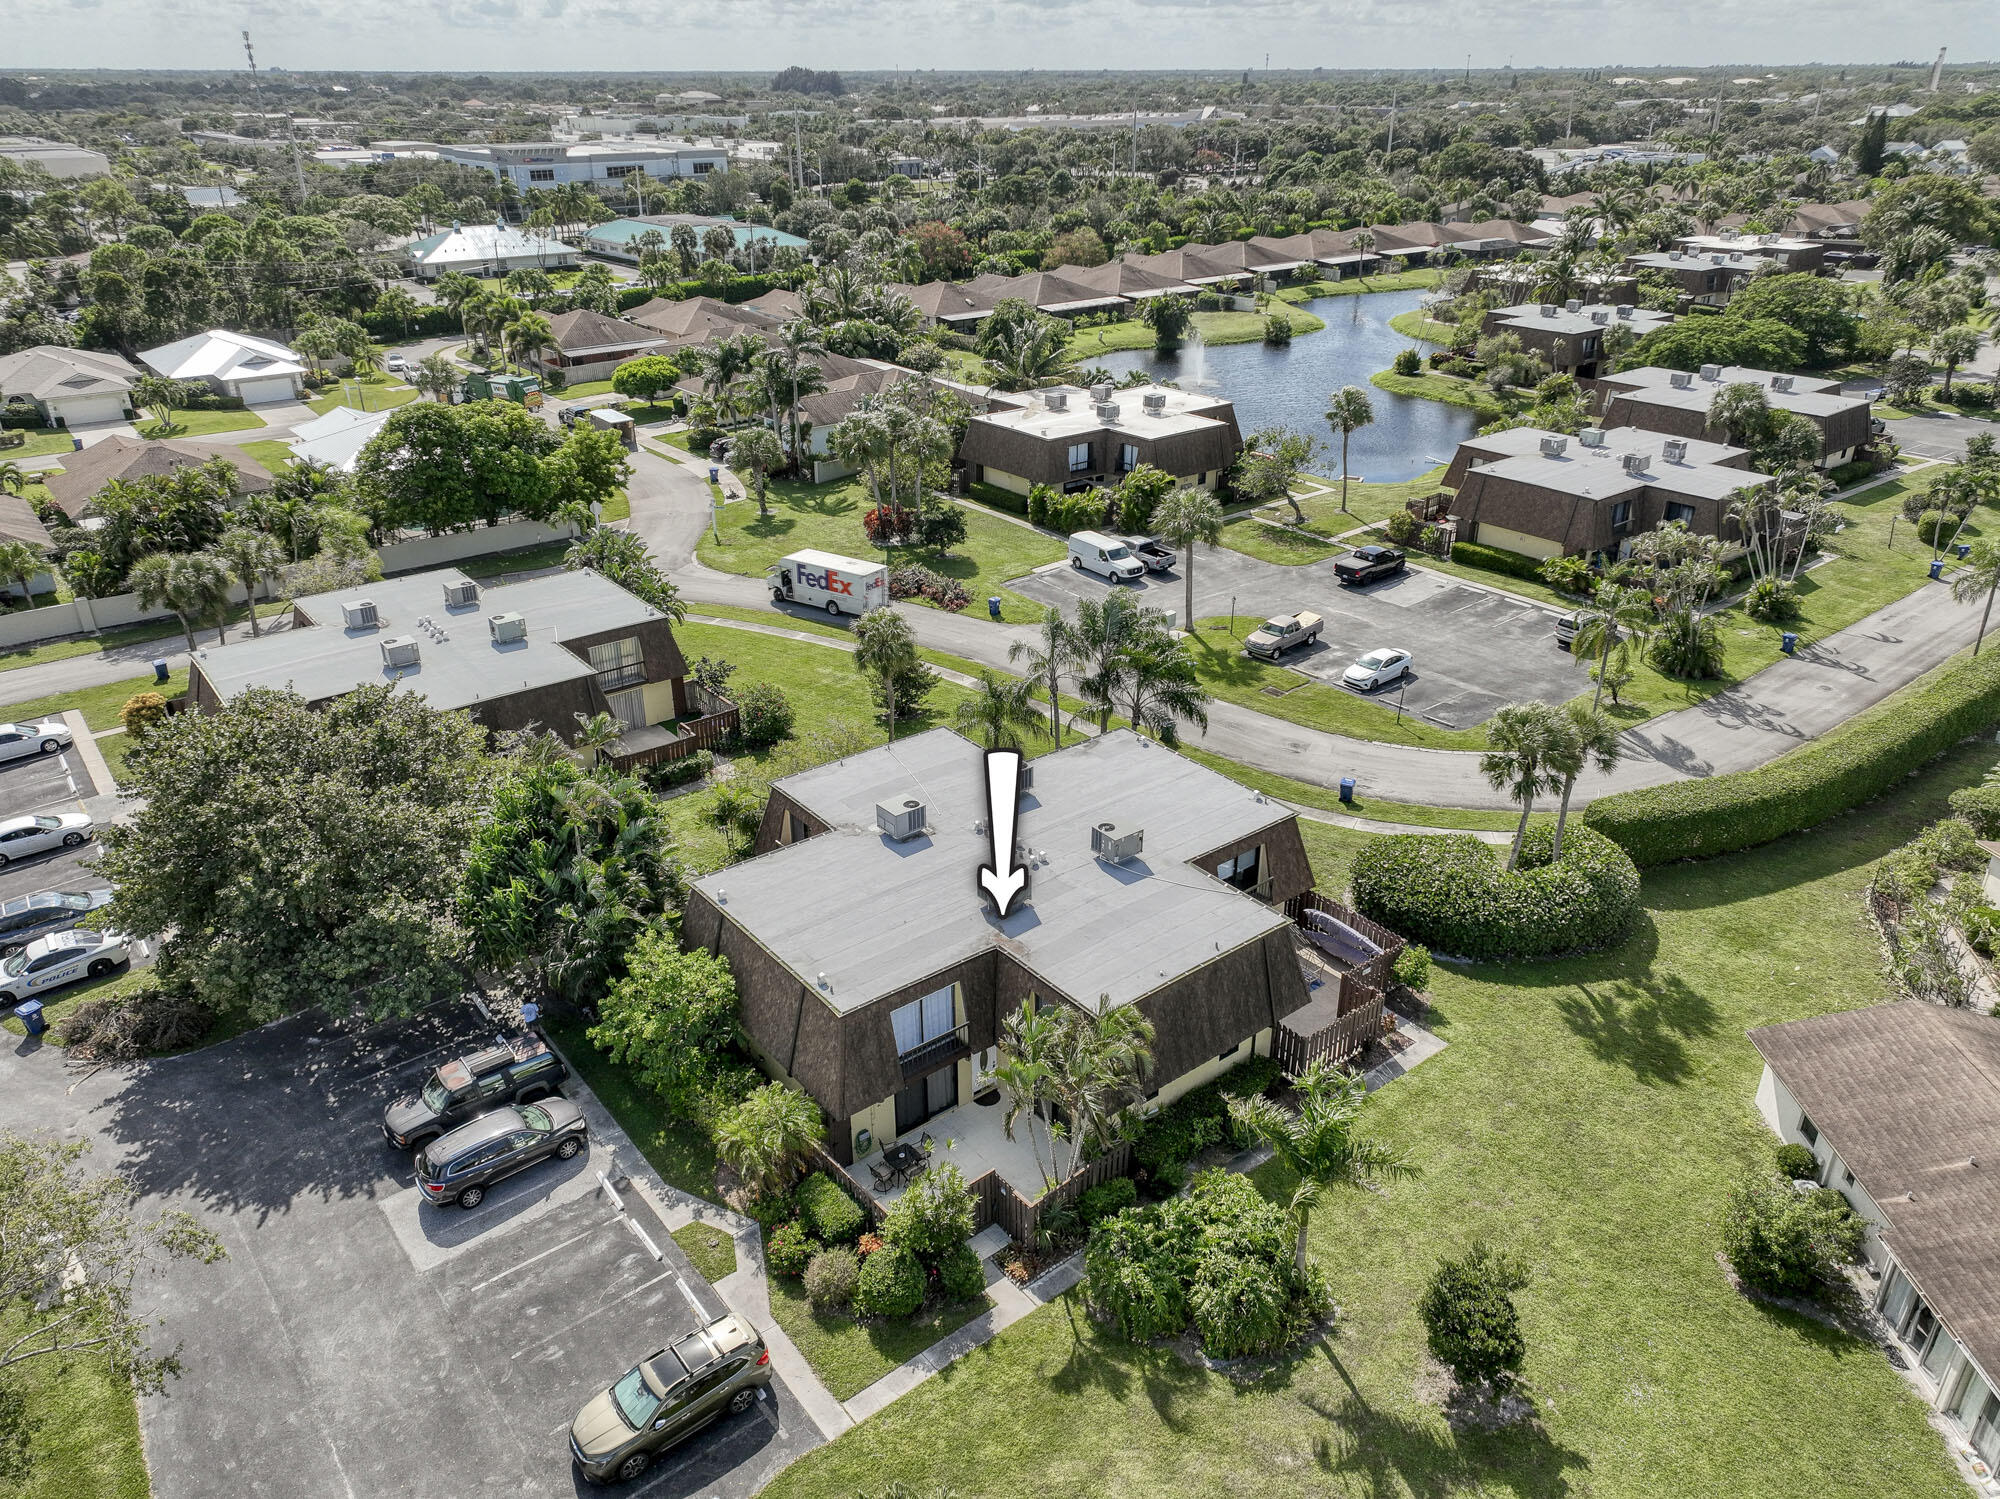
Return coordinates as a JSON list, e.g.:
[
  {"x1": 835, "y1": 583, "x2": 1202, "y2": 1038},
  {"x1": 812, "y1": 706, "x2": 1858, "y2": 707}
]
[
  {"x1": 1274, "y1": 984, "x2": 1385, "y2": 1076},
  {"x1": 1284, "y1": 890, "x2": 1405, "y2": 990}
]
